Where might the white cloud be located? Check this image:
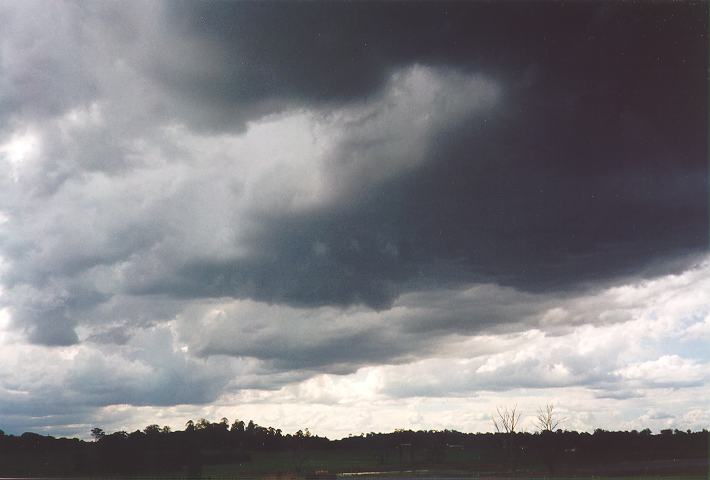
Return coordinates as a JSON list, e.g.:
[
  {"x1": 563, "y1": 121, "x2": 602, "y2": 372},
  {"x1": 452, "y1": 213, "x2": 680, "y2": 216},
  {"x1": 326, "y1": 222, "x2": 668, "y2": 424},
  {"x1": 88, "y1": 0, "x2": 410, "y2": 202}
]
[
  {"x1": 0, "y1": 129, "x2": 41, "y2": 182},
  {"x1": 614, "y1": 355, "x2": 708, "y2": 387}
]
